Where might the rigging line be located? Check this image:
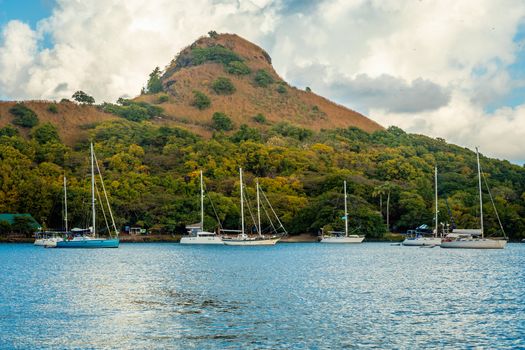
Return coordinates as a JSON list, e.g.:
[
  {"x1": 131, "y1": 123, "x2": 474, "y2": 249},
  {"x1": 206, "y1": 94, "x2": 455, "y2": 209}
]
[
  {"x1": 202, "y1": 176, "x2": 224, "y2": 232},
  {"x1": 93, "y1": 151, "x2": 118, "y2": 236},
  {"x1": 481, "y1": 167, "x2": 507, "y2": 239},
  {"x1": 206, "y1": 191, "x2": 224, "y2": 233},
  {"x1": 260, "y1": 198, "x2": 278, "y2": 234},
  {"x1": 259, "y1": 197, "x2": 276, "y2": 234},
  {"x1": 243, "y1": 189, "x2": 258, "y2": 235},
  {"x1": 94, "y1": 181, "x2": 111, "y2": 235},
  {"x1": 260, "y1": 187, "x2": 287, "y2": 235}
]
